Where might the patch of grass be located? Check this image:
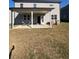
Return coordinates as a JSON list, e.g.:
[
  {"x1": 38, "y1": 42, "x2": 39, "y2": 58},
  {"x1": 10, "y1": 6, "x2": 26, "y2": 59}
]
[
  {"x1": 9, "y1": 22, "x2": 69, "y2": 59},
  {"x1": 28, "y1": 51, "x2": 50, "y2": 59}
]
